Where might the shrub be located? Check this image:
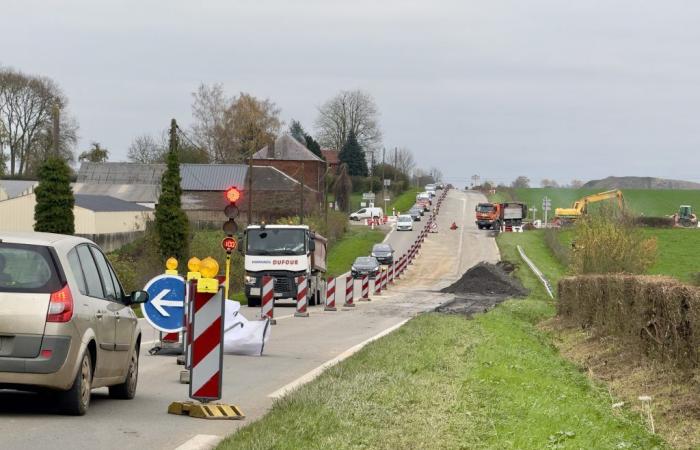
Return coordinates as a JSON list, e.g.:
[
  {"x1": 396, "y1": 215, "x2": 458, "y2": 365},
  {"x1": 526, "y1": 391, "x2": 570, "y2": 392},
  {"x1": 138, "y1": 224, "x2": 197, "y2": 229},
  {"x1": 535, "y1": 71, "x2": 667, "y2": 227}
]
[
  {"x1": 544, "y1": 229, "x2": 570, "y2": 267},
  {"x1": 634, "y1": 216, "x2": 675, "y2": 228},
  {"x1": 34, "y1": 157, "x2": 75, "y2": 234},
  {"x1": 558, "y1": 275, "x2": 700, "y2": 369},
  {"x1": 570, "y1": 211, "x2": 657, "y2": 275}
]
